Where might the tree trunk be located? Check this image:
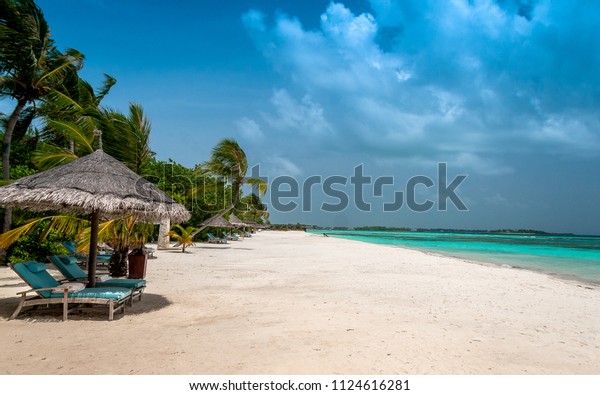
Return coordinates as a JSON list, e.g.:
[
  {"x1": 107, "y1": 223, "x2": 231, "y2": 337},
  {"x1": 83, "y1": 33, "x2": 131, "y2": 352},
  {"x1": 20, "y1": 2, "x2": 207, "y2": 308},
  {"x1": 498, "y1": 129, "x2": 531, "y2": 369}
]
[
  {"x1": 88, "y1": 210, "x2": 100, "y2": 287},
  {"x1": 1, "y1": 99, "x2": 27, "y2": 235},
  {"x1": 157, "y1": 217, "x2": 171, "y2": 249}
]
